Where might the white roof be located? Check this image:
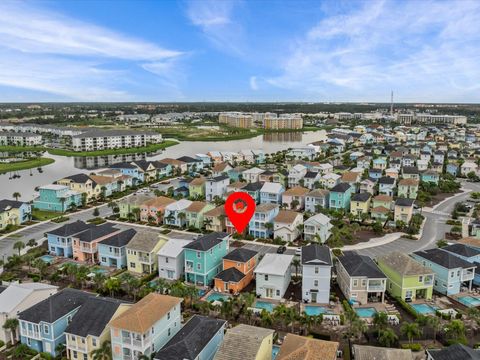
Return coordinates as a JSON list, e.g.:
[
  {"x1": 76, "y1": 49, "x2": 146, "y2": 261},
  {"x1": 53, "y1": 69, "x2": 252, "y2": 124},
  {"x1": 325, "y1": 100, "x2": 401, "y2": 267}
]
[
  {"x1": 292, "y1": 164, "x2": 307, "y2": 172},
  {"x1": 322, "y1": 173, "x2": 341, "y2": 180},
  {"x1": 157, "y1": 239, "x2": 193, "y2": 258},
  {"x1": 318, "y1": 163, "x2": 333, "y2": 170},
  {"x1": 385, "y1": 167, "x2": 399, "y2": 173},
  {"x1": 243, "y1": 167, "x2": 264, "y2": 175},
  {"x1": 260, "y1": 182, "x2": 283, "y2": 193},
  {"x1": 166, "y1": 199, "x2": 192, "y2": 211},
  {"x1": 0, "y1": 283, "x2": 57, "y2": 313},
  {"x1": 305, "y1": 213, "x2": 332, "y2": 226},
  {"x1": 40, "y1": 184, "x2": 68, "y2": 190},
  {"x1": 254, "y1": 253, "x2": 294, "y2": 276}
]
